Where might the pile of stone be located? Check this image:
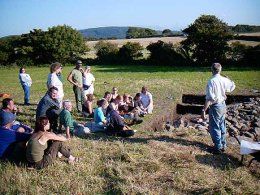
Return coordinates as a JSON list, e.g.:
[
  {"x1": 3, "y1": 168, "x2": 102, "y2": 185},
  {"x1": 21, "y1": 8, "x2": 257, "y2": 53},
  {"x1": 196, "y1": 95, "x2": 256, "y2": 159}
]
[{"x1": 169, "y1": 97, "x2": 260, "y2": 141}]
